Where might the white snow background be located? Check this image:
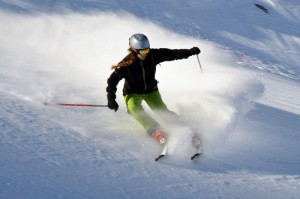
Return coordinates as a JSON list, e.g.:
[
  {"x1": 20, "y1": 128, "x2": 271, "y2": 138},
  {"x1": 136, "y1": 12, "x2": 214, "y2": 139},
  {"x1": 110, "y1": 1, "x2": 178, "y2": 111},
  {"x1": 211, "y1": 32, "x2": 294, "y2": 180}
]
[{"x1": 0, "y1": 0, "x2": 300, "y2": 198}]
